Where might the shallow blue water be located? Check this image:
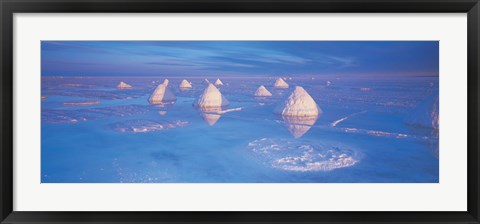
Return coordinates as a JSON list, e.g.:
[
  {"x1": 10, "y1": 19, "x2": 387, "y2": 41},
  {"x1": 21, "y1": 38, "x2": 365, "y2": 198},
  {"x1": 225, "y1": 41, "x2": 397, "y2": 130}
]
[{"x1": 41, "y1": 76, "x2": 439, "y2": 183}]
